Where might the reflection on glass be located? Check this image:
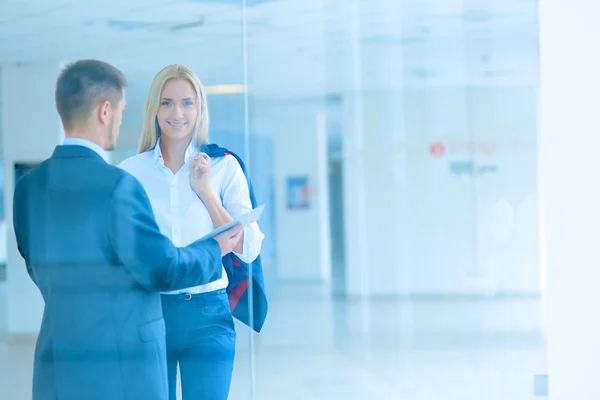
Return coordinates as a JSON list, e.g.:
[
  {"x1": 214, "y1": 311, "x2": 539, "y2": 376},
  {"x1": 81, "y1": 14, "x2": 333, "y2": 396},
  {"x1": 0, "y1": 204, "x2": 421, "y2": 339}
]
[{"x1": 237, "y1": 0, "x2": 543, "y2": 399}]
